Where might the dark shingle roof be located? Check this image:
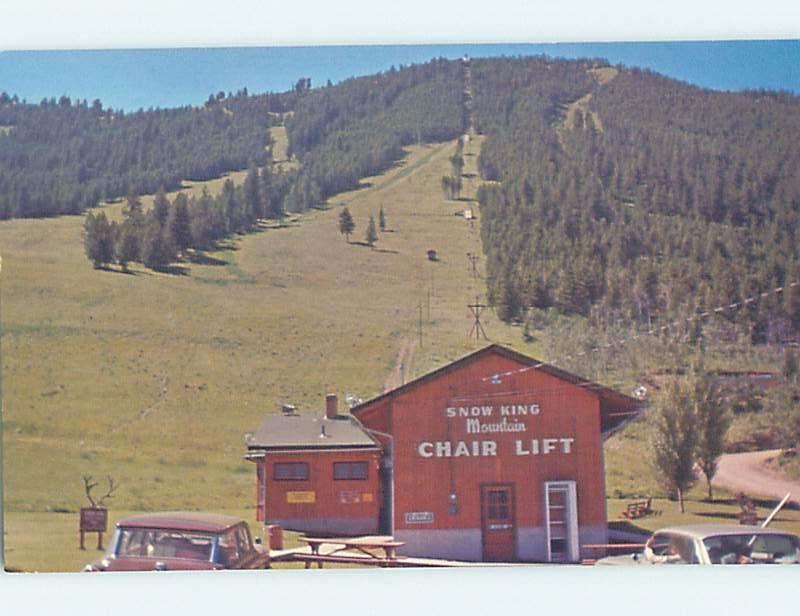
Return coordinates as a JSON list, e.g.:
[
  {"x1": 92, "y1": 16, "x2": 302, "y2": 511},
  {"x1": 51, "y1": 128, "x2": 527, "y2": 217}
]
[{"x1": 247, "y1": 413, "x2": 378, "y2": 451}]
